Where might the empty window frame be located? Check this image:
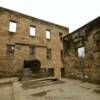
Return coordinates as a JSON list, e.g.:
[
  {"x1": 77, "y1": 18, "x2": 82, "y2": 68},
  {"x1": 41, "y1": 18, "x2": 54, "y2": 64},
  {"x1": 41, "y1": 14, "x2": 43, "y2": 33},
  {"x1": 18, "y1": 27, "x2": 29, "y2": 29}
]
[
  {"x1": 47, "y1": 48, "x2": 52, "y2": 59},
  {"x1": 30, "y1": 26, "x2": 36, "y2": 36},
  {"x1": 77, "y1": 47, "x2": 85, "y2": 58},
  {"x1": 6, "y1": 45, "x2": 15, "y2": 56},
  {"x1": 77, "y1": 47, "x2": 85, "y2": 68},
  {"x1": 60, "y1": 50, "x2": 64, "y2": 61},
  {"x1": 59, "y1": 32, "x2": 63, "y2": 41},
  {"x1": 9, "y1": 21, "x2": 17, "y2": 32},
  {"x1": 46, "y1": 30, "x2": 51, "y2": 40},
  {"x1": 29, "y1": 46, "x2": 35, "y2": 55}
]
